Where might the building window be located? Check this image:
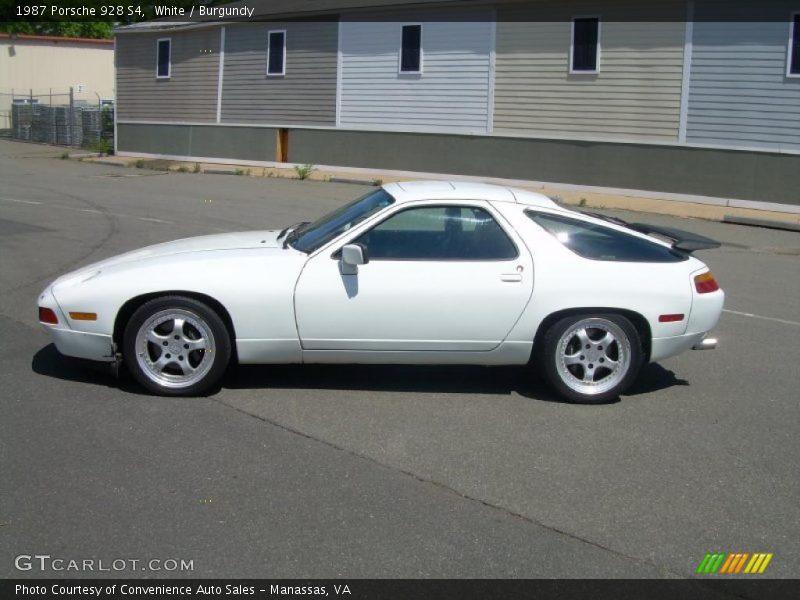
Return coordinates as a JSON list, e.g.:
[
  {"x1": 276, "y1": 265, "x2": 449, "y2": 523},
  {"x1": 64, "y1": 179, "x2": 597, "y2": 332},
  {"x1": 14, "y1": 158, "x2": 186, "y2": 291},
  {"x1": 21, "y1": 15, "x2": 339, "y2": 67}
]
[
  {"x1": 571, "y1": 18, "x2": 600, "y2": 73},
  {"x1": 267, "y1": 30, "x2": 286, "y2": 76},
  {"x1": 156, "y1": 38, "x2": 171, "y2": 79},
  {"x1": 400, "y1": 24, "x2": 422, "y2": 73},
  {"x1": 789, "y1": 14, "x2": 800, "y2": 76}
]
